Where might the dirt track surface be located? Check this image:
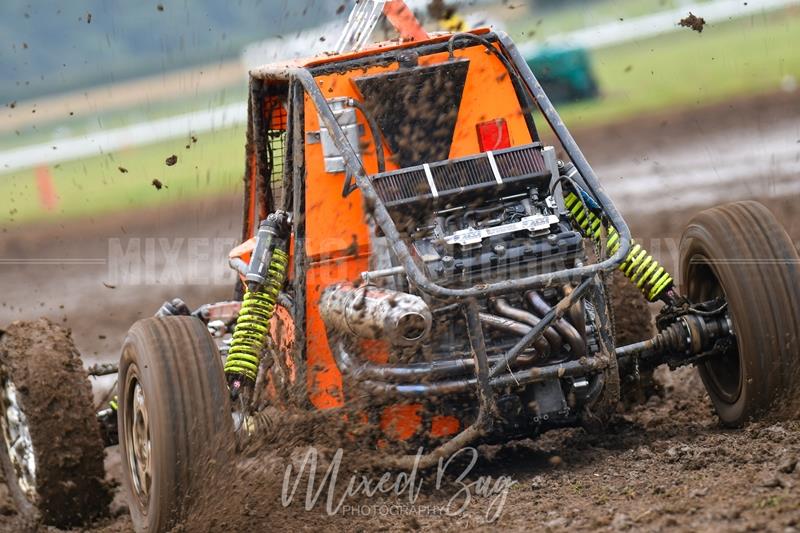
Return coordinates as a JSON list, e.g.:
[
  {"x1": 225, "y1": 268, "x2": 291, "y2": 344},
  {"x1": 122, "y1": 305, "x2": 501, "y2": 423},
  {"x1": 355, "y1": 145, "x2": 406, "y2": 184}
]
[
  {"x1": 0, "y1": 92, "x2": 799, "y2": 531},
  {"x1": 573, "y1": 90, "x2": 800, "y2": 214}
]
